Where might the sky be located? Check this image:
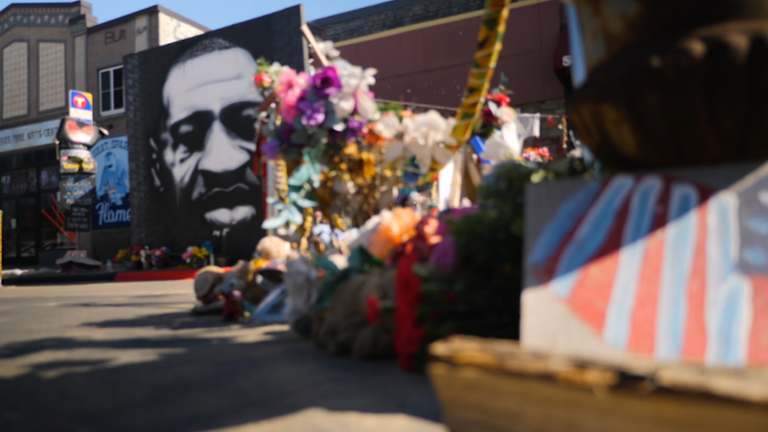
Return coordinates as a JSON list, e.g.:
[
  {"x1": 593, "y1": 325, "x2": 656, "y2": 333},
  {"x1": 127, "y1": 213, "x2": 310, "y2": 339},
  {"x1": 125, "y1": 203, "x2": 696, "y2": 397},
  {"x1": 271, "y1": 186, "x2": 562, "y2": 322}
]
[{"x1": 6, "y1": 0, "x2": 389, "y2": 29}]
